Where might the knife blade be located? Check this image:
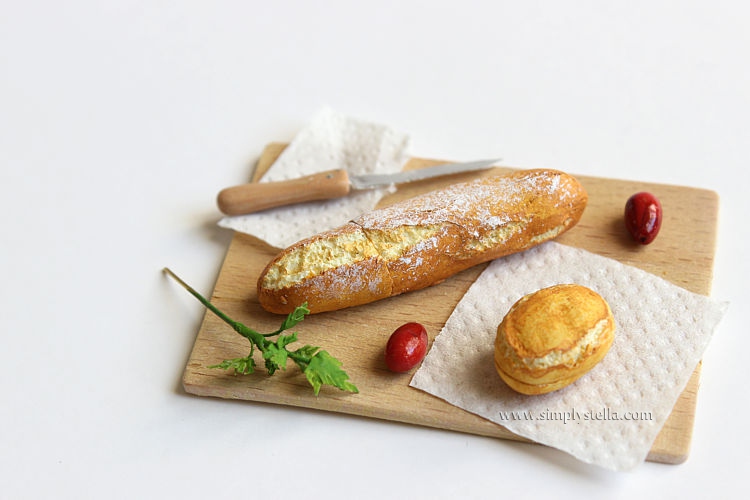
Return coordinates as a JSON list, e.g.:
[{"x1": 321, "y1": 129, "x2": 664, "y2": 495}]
[{"x1": 217, "y1": 158, "x2": 500, "y2": 215}]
